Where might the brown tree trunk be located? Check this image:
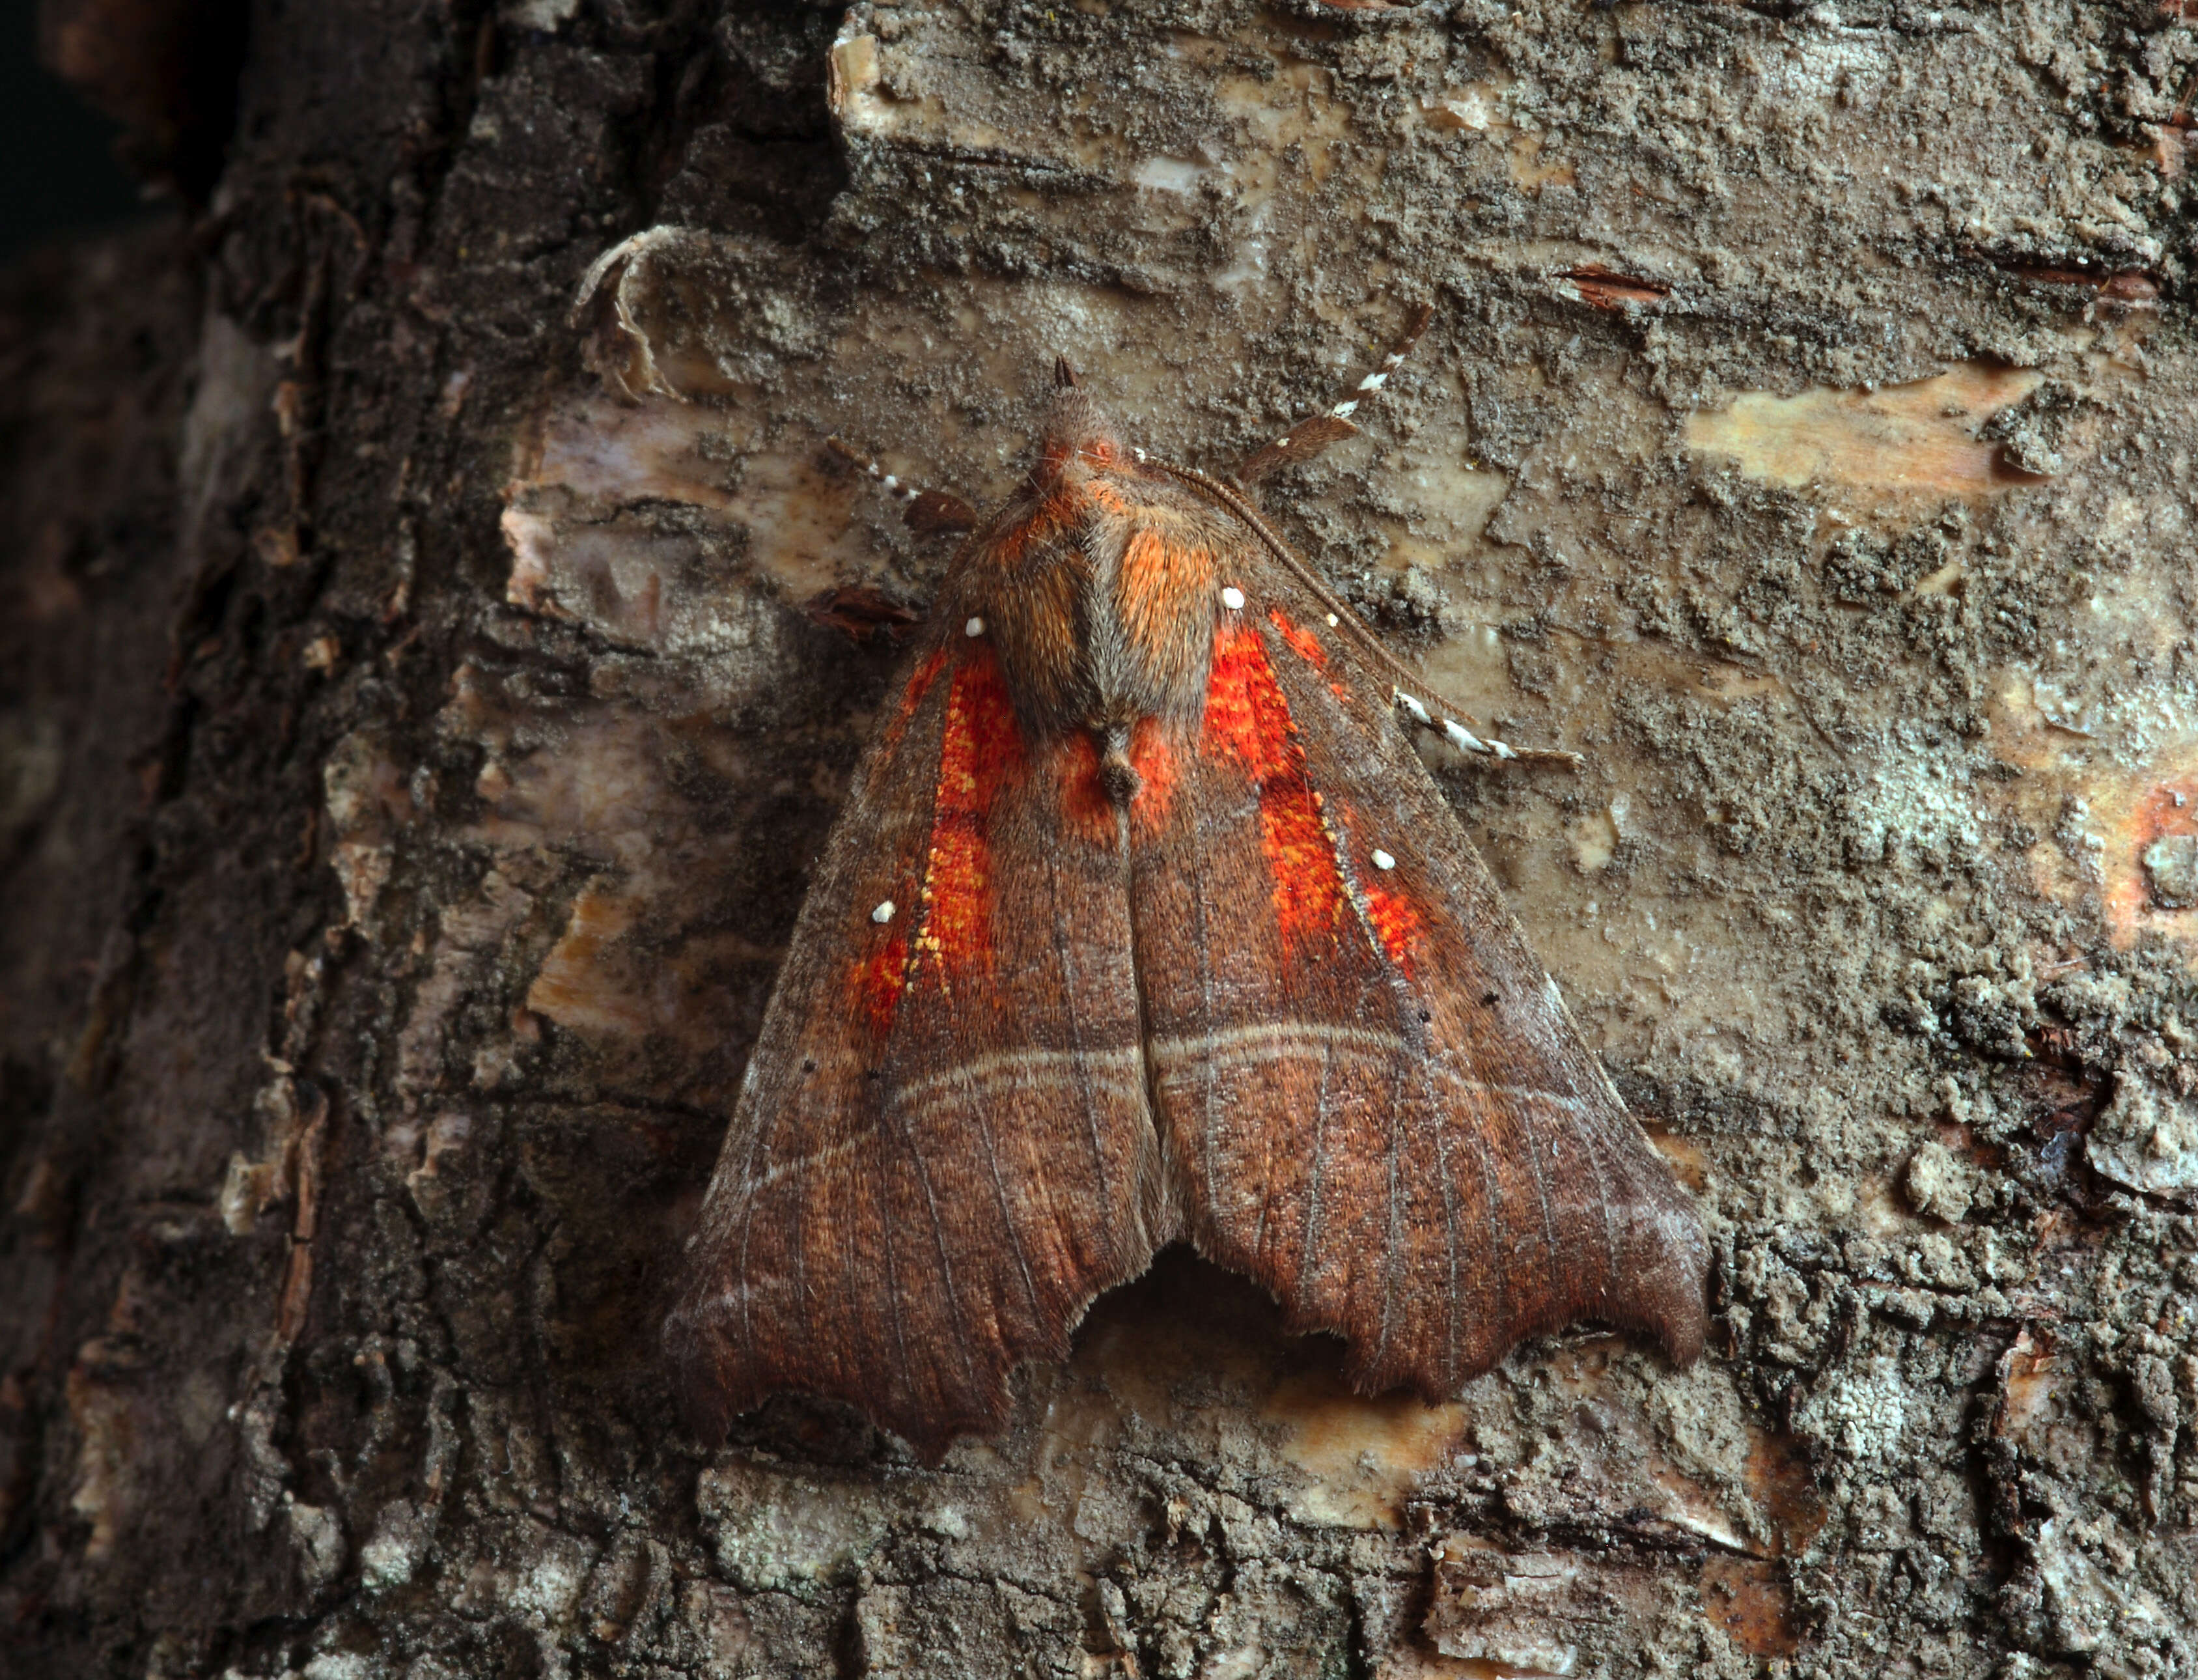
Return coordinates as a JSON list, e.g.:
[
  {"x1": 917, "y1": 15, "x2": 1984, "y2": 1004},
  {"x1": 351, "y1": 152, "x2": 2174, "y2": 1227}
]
[{"x1": 7, "y1": 1, "x2": 2198, "y2": 1675}]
